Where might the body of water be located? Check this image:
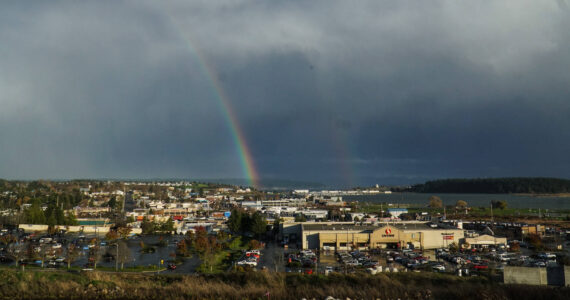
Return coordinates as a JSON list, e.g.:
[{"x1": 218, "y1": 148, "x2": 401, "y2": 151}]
[{"x1": 344, "y1": 193, "x2": 570, "y2": 210}]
